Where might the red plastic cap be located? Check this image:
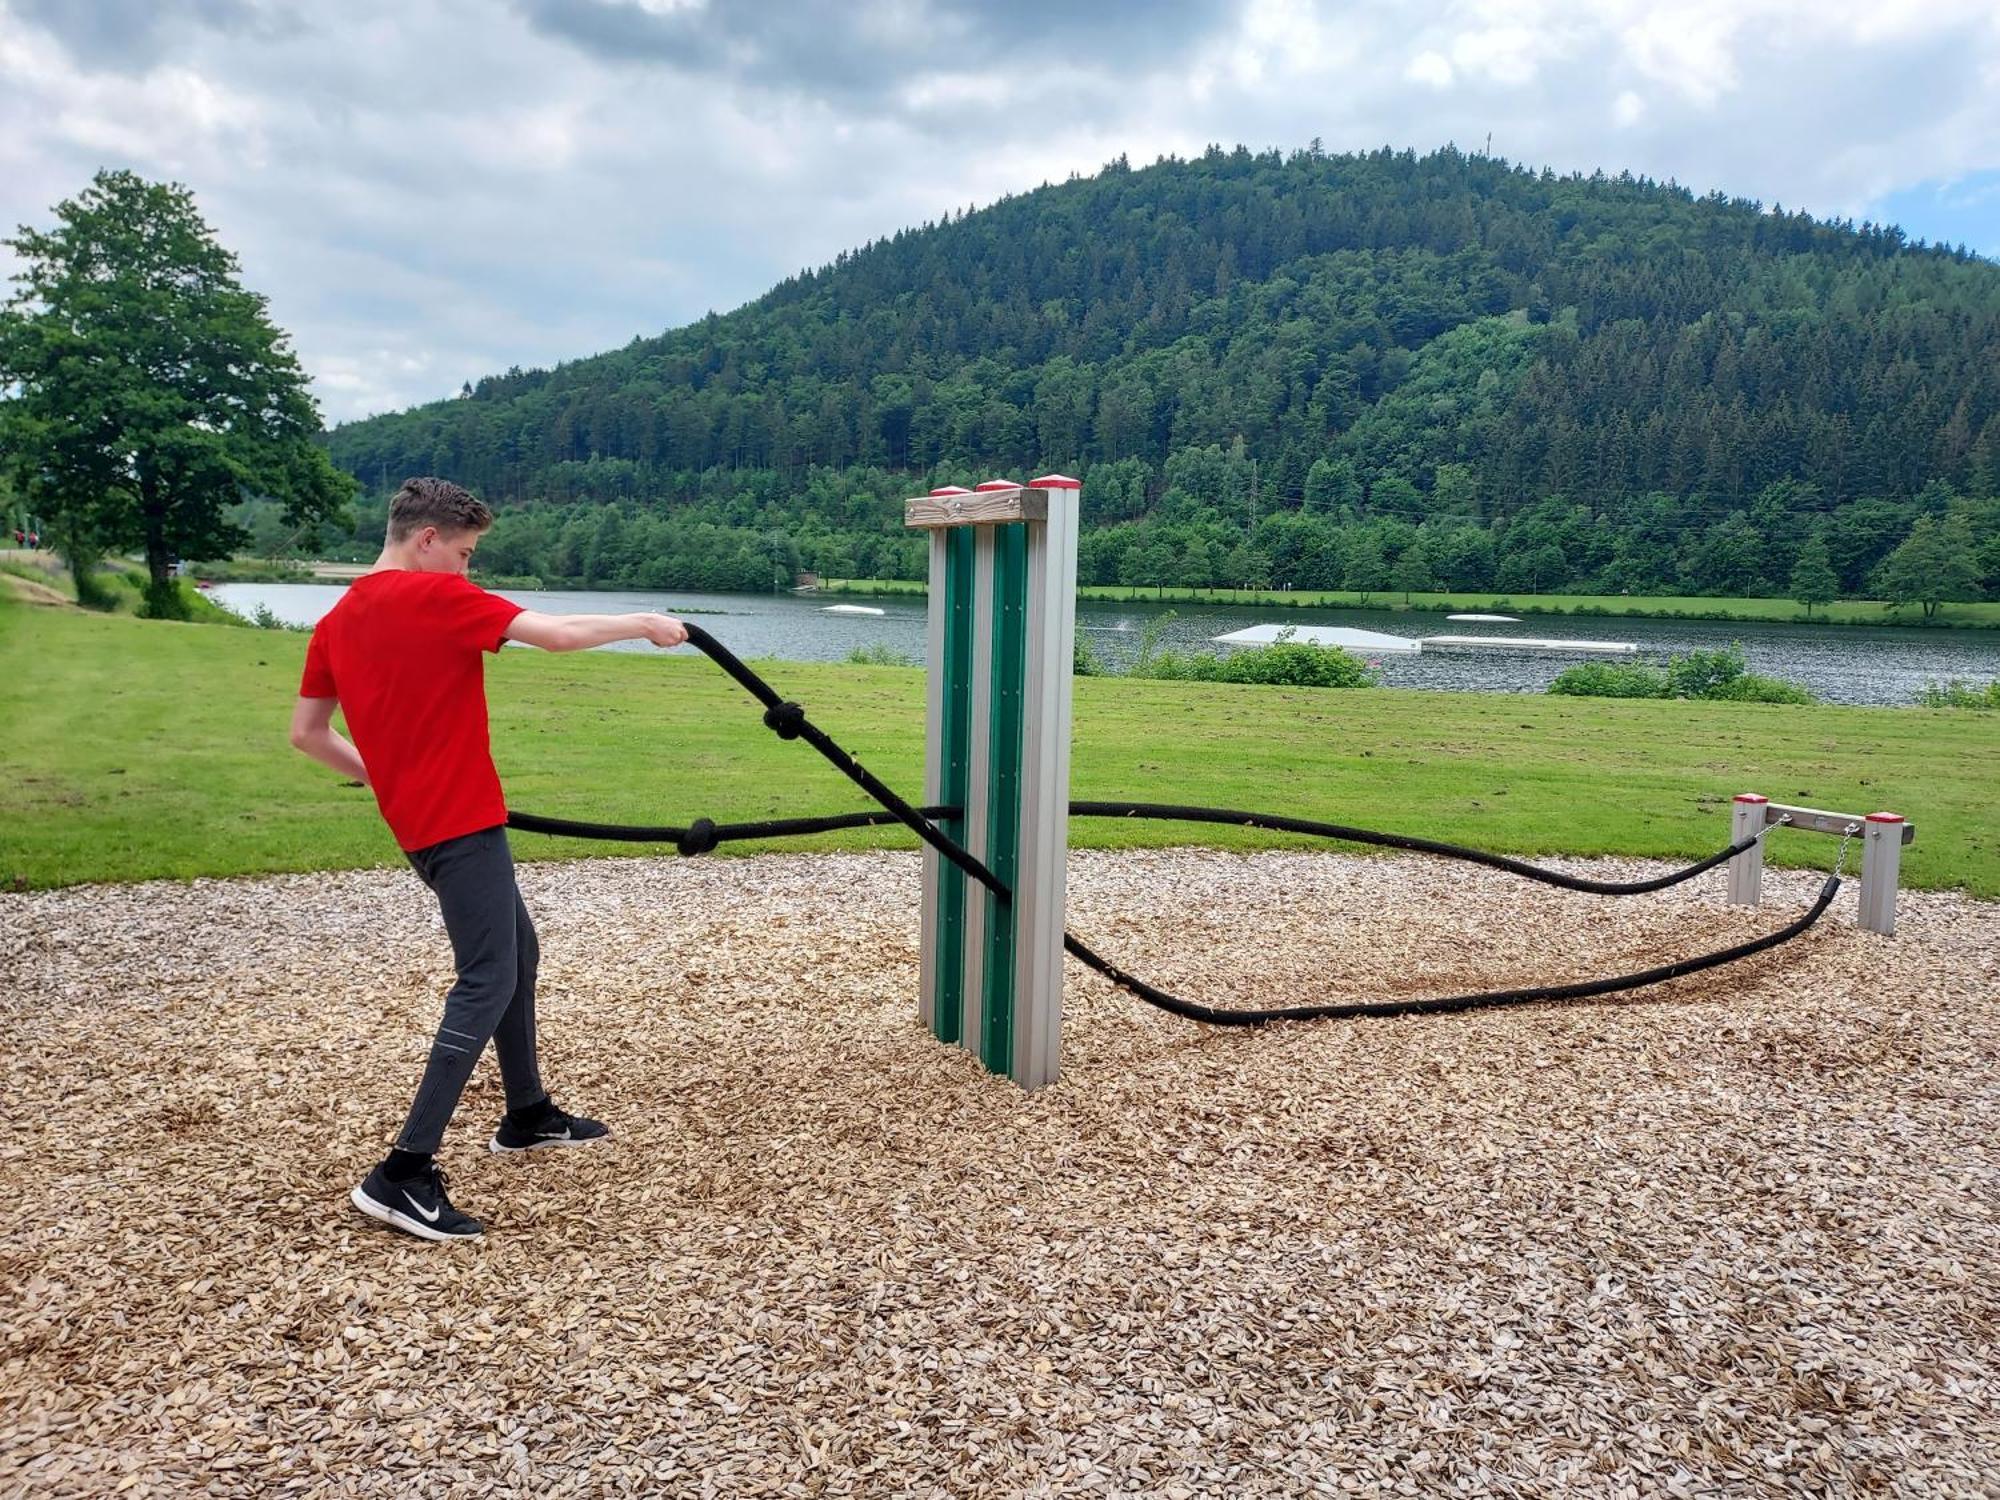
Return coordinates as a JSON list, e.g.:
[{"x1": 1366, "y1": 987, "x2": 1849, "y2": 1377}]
[
  {"x1": 1031, "y1": 473, "x2": 1082, "y2": 489},
  {"x1": 1864, "y1": 811, "x2": 1905, "y2": 823},
  {"x1": 1733, "y1": 794, "x2": 1768, "y2": 804},
  {"x1": 928, "y1": 486, "x2": 971, "y2": 497},
  {"x1": 974, "y1": 479, "x2": 1022, "y2": 492}
]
